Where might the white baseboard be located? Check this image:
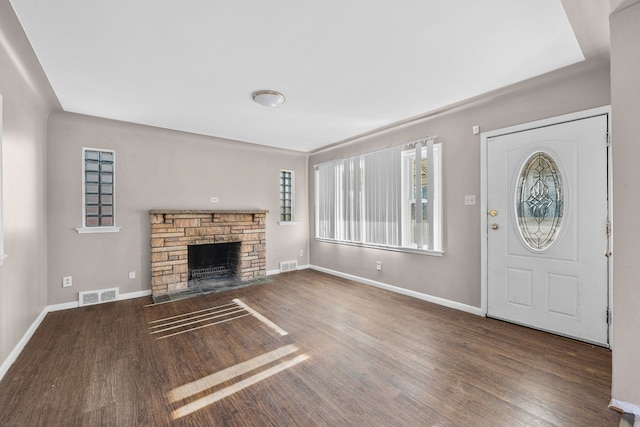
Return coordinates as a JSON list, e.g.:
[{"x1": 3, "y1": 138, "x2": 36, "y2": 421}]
[
  {"x1": 267, "y1": 264, "x2": 310, "y2": 276},
  {"x1": 47, "y1": 289, "x2": 152, "y2": 312},
  {"x1": 310, "y1": 265, "x2": 483, "y2": 316},
  {"x1": 47, "y1": 301, "x2": 79, "y2": 312},
  {"x1": 611, "y1": 399, "x2": 640, "y2": 416},
  {"x1": 120, "y1": 289, "x2": 152, "y2": 300},
  {"x1": 1, "y1": 288, "x2": 153, "y2": 382},
  {"x1": 0, "y1": 306, "x2": 48, "y2": 381}
]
